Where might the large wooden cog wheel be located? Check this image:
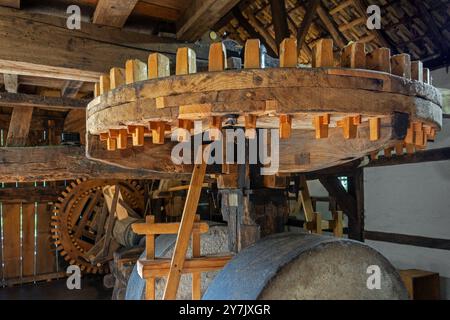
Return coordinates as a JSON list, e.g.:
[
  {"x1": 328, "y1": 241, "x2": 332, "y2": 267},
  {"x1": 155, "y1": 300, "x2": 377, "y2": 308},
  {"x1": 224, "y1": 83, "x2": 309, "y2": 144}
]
[
  {"x1": 86, "y1": 38, "x2": 443, "y2": 174},
  {"x1": 52, "y1": 179, "x2": 145, "y2": 274}
]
